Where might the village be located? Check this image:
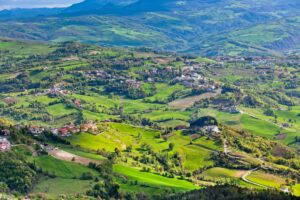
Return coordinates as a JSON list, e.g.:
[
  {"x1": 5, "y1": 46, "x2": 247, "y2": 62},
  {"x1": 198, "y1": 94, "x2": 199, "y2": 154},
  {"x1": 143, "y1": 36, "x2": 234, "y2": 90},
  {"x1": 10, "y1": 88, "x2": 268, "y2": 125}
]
[{"x1": 28, "y1": 121, "x2": 98, "y2": 137}]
